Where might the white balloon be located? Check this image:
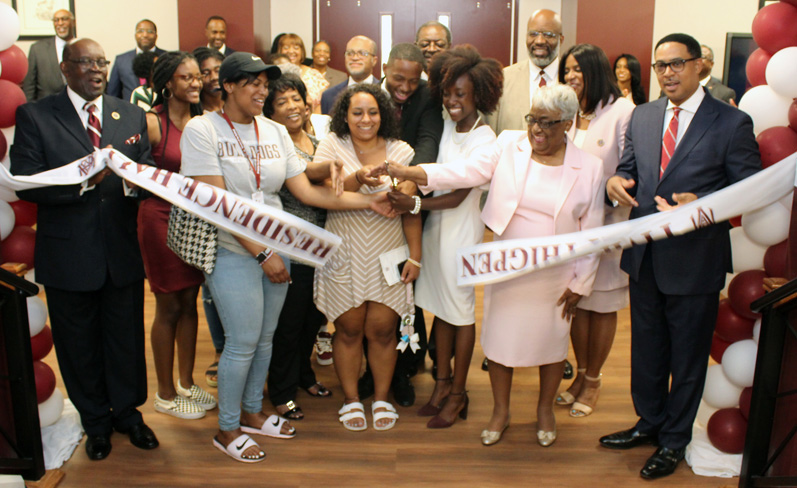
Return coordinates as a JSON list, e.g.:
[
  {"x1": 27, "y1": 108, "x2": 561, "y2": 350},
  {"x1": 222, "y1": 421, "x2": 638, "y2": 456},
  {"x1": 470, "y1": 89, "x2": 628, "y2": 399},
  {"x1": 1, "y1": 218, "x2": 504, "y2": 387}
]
[
  {"x1": 766, "y1": 47, "x2": 797, "y2": 99},
  {"x1": 26, "y1": 295, "x2": 47, "y2": 337},
  {"x1": 703, "y1": 364, "x2": 743, "y2": 408},
  {"x1": 0, "y1": 58, "x2": 3, "y2": 78},
  {"x1": 753, "y1": 318, "x2": 761, "y2": 343},
  {"x1": 721, "y1": 339, "x2": 758, "y2": 388},
  {"x1": 738, "y1": 85, "x2": 792, "y2": 135},
  {"x1": 0, "y1": 200, "x2": 14, "y2": 240},
  {"x1": 741, "y1": 203, "x2": 791, "y2": 247},
  {"x1": 38, "y1": 387, "x2": 64, "y2": 427},
  {"x1": 778, "y1": 191, "x2": 793, "y2": 211},
  {"x1": 695, "y1": 400, "x2": 719, "y2": 427},
  {"x1": 0, "y1": 4, "x2": 20, "y2": 52},
  {"x1": 730, "y1": 227, "x2": 767, "y2": 272}
]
